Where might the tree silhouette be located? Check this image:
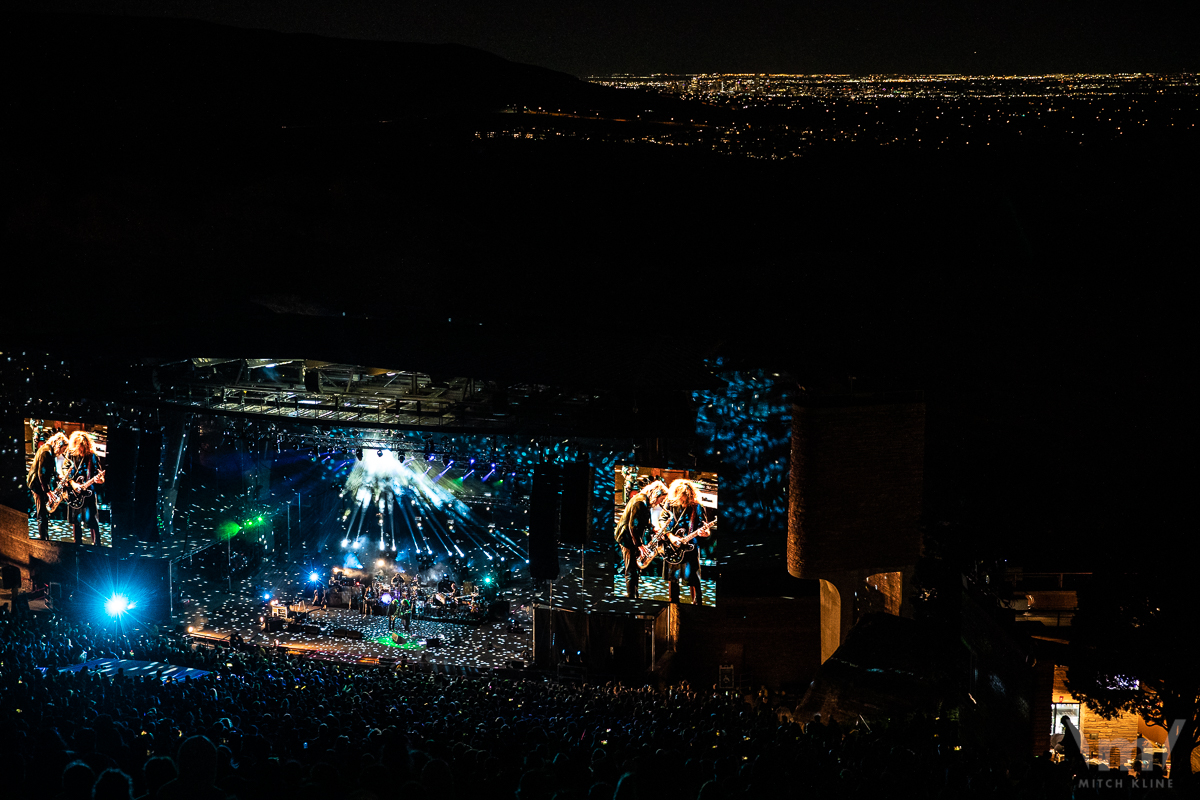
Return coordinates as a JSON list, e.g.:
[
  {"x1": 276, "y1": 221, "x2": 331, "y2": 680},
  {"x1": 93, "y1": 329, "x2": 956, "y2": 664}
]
[{"x1": 1066, "y1": 570, "x2": 1198, "y2": 786}]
